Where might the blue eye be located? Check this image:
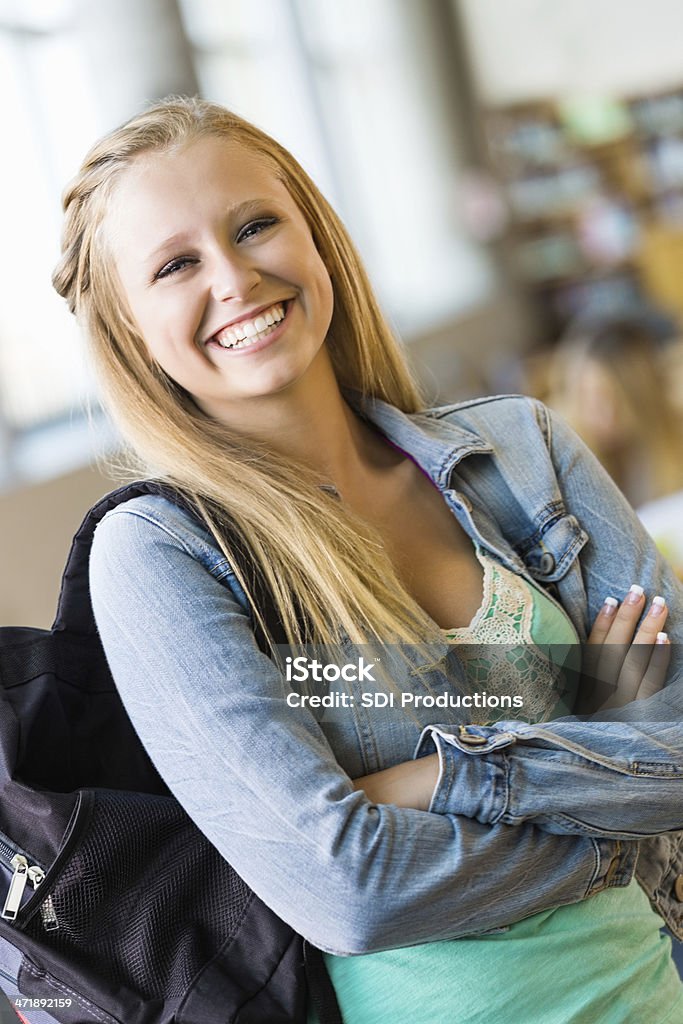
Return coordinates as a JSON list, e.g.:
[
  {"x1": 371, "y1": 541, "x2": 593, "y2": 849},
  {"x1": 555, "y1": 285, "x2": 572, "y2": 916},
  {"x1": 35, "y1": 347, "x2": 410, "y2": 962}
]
[
  {"x1": 154, "y1": 256, "x2": 196, "y2": 280},
  {"x1": 237, "y1": 217, "x2": 279, "y2": 243}
]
